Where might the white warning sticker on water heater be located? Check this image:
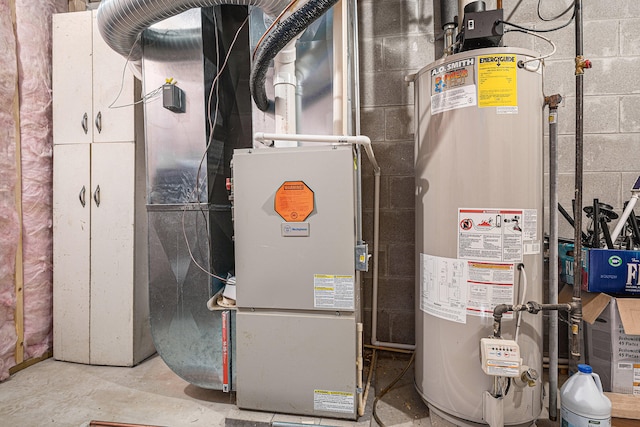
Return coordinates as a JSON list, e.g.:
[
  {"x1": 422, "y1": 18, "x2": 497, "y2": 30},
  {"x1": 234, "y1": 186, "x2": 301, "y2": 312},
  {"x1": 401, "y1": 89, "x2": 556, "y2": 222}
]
[
  {"x1": 420, "y1": 254, "x2": 468, "y2": 324},
  {"x1": 458, "y1": 208, "x2": 539, "y2": 262},
  {"x1": 466, "y1": 262, "x2": 515, "y2": 319},
  {"x1": 314, "y1": 274, "x2": 354, "y2": 310}
]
